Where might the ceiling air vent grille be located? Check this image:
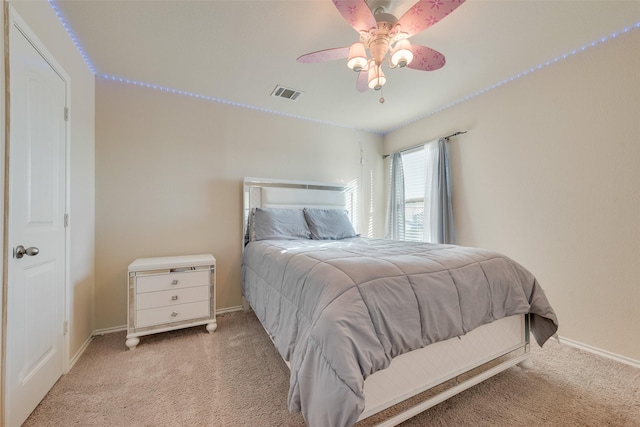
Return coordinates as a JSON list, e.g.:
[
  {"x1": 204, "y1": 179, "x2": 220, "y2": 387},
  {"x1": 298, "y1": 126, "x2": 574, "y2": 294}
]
[{"x1": 271, "y1": 85, "x2": 303, "y2": 101}]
